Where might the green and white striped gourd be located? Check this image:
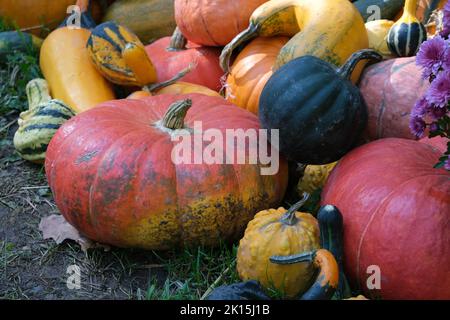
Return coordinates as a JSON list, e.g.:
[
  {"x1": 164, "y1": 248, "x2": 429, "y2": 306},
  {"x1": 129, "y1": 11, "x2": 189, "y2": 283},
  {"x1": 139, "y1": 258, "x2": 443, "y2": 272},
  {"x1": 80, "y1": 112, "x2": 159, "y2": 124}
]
[
  {"x1": 387, "y1": 0, "x2": 427, "y2": 57},
  {"x1": 13, "y1": 79, "x2": 75, "y2": 163}
]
